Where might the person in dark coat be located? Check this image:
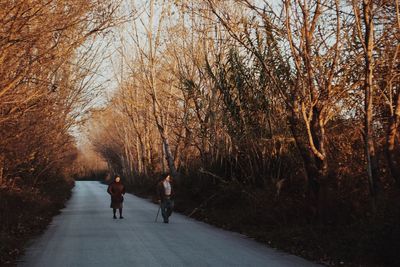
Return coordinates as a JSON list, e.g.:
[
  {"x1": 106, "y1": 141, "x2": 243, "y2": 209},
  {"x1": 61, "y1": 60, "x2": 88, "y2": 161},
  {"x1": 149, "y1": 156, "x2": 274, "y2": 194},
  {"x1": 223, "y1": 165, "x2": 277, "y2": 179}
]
[
  {"x1": 157, "y1": 174, "x2": 174, "y2": 223},
  {"x1": 107, "y1": 176, "x2": 125, "y2": 219}
]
